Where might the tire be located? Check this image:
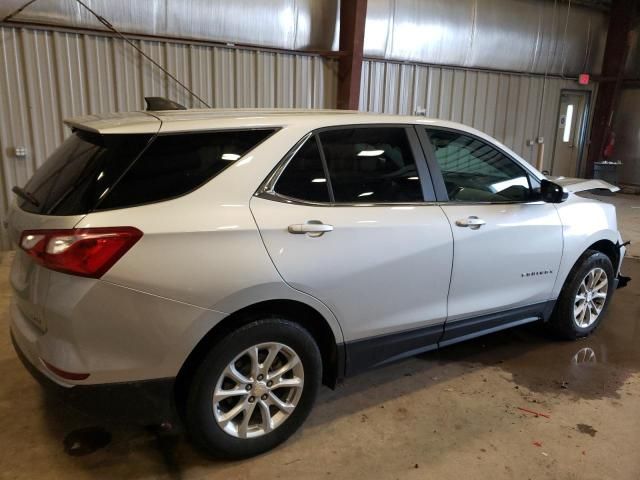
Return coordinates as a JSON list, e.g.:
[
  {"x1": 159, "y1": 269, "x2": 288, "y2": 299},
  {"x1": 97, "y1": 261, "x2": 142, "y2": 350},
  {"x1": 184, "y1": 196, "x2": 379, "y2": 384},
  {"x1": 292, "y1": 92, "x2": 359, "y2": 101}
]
[
  {"x1": 185, "y1": 317, "x2": 322, "y2": 459},
  {"x1": 548, "y1": 250, "x2": 615, "y2": 340}
]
